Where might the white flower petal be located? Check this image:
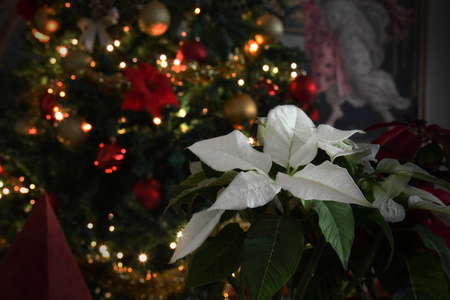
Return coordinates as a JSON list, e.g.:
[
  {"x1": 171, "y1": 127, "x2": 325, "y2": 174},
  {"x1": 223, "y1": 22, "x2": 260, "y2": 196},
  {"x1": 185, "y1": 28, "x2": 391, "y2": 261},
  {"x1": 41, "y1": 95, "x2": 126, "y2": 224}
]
[
  {"x1": 209, "y1": 172, "x2": 281, "y2": 211},
  {"x1": 276, "y1": 161, "x2": 372, "y2": 207},
  {"x1": 188, "y1": 130, "x2": 272, "y2": 174},
  {"x1": 263, "y1": 105, "x2": 315, "y2": 168},
  {"x1": 169, "y1": 209, "x2": 225, "y2": 263},
  {"x1": 372, "y1": 184, "x2": 405, "y2": 223},
  {"x1": 316, "y1": 124, "x2": 363, "y2": 143},
  {"x1": 404, "y1": 185, "x2": 446, "y2": 206},
  {"x1": 289, "y1": 137, "x2": 319, "y2": 167}
]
